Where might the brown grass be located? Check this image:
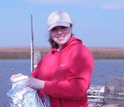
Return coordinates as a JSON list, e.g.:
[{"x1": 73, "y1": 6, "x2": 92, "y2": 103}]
[
  {"x1": 88, "y1": 47, "x2": 124, "y2": 60},
  {"x1": 0, "y1": 46, "x2": 124, "y2": 60},
  {"x1": 0, "y1": 46, "x2": 50, "y2": 60}
]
